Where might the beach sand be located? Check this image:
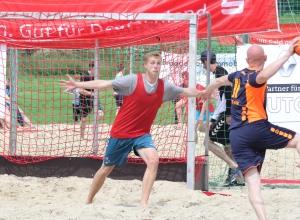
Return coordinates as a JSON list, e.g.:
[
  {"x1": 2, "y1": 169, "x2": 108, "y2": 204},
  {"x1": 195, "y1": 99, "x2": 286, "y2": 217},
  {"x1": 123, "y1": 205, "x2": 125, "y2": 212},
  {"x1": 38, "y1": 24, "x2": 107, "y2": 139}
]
[
  {"x1": 0, "y1": 124, "x2": 300, "y2": 219},
  {"x1": 0, "y1": 175, "x2": 299, "y2": 220}
]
